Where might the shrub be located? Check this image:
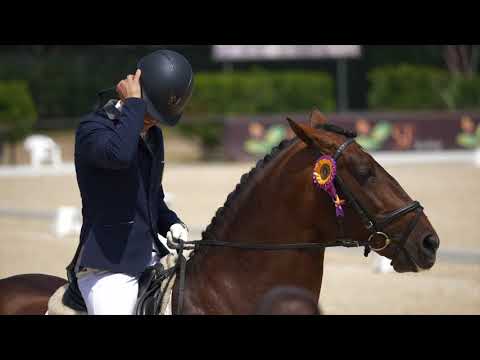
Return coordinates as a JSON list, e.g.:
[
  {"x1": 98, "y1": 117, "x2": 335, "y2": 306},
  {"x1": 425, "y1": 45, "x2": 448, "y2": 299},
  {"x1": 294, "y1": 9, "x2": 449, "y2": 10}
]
[
  {"x1": 186, "y1": 69, "x2": 335, "y2": 116},
  {"x1": 368, "y1": 64, "x2": 480, "y2": 111},
  {"x1": 181, "y1": 70, "x2": 335, "y2": 153},
  {"x1": 368, "y1": 65, "x2": 450, "y2": 110},
  {"x1": 0, "y1": 81, "x2": 37, "y2": 142},
  {"x1": 442, "y1": 75, "x2": 480, "y2": 110}
]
